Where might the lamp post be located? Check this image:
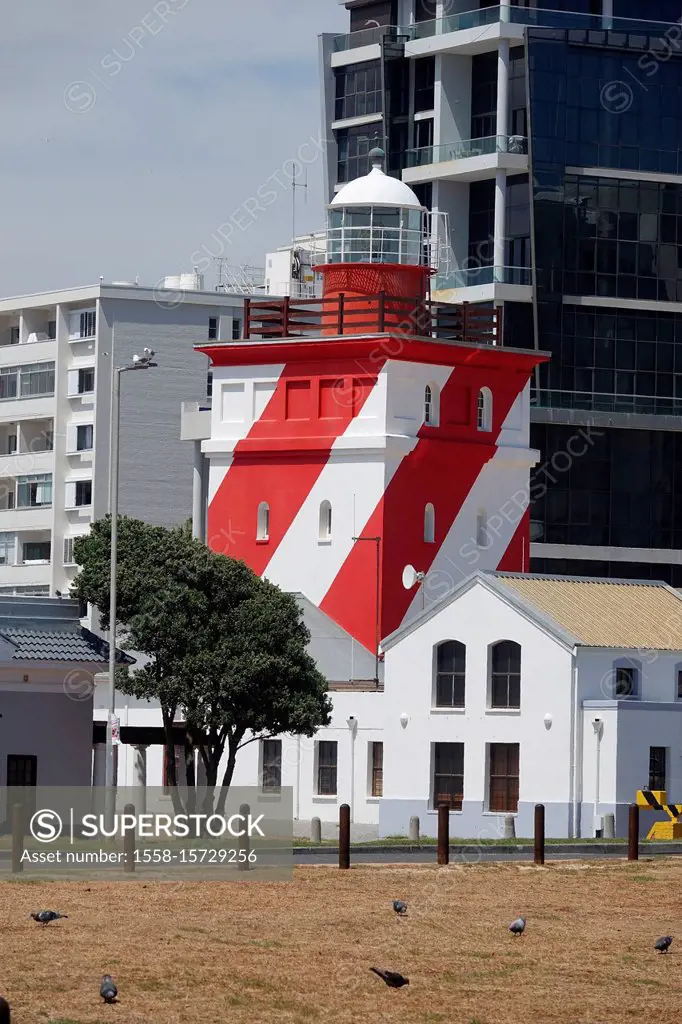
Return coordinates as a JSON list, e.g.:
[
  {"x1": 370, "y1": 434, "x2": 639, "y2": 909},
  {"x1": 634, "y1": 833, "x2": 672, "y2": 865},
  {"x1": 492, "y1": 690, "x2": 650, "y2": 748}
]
[{"x1": 104, "y1": 348, "x2": 158, "y2": 829}]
